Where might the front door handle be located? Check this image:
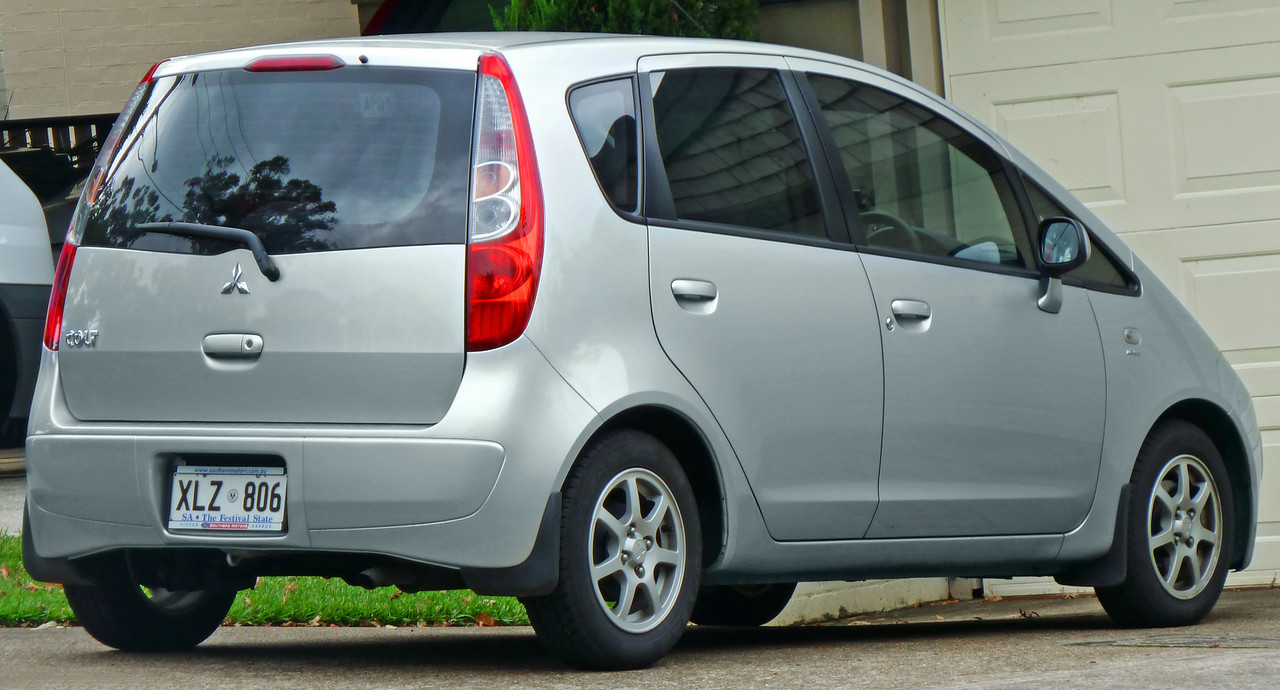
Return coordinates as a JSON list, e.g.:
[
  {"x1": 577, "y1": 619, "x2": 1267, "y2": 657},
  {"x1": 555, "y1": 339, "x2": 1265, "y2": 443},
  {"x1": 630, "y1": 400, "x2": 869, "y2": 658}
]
[
  {"x1": 890, "y1": 299, "x2": 931, "y2": 320},
  {"x1": 671, "y1": 279, "x2": 717, "y2": 302}
]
